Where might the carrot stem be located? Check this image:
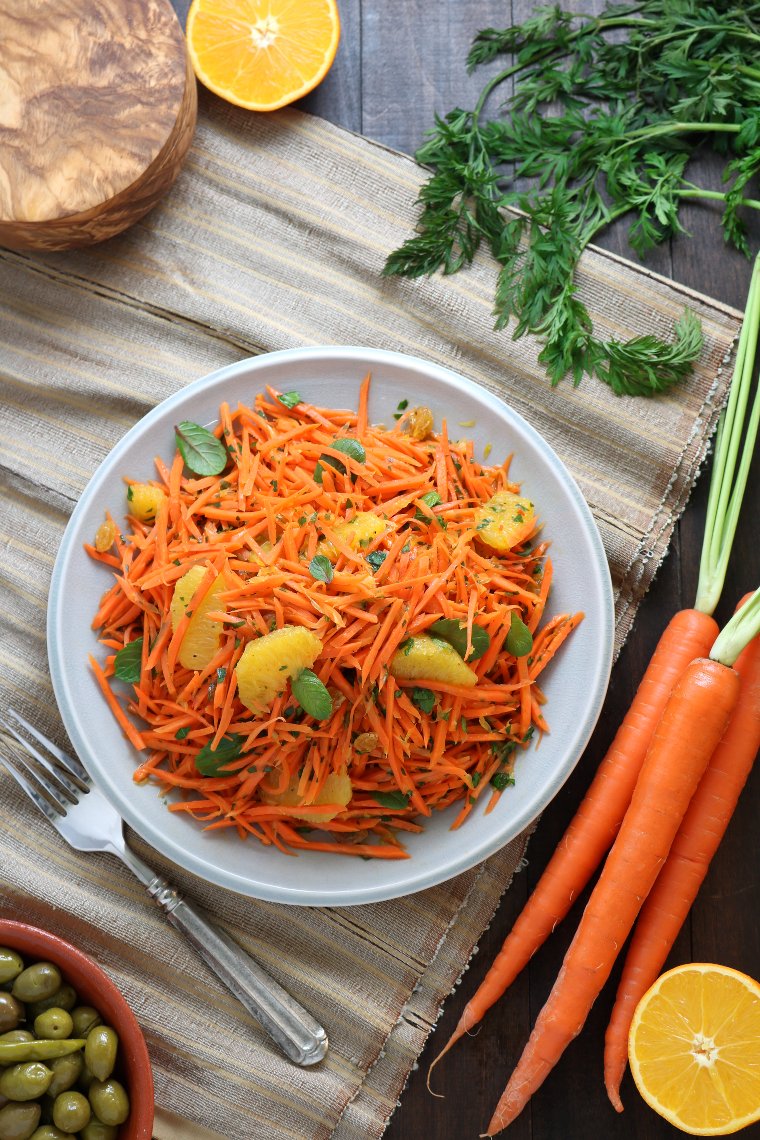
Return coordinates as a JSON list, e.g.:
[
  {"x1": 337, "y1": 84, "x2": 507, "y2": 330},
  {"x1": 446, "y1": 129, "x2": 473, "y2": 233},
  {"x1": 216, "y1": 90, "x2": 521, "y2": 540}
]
[
  {"x1": 696, "y1": 250, "x2": 760, "y2": 614},
  {"x1": 710, "y1": 584, "x2": 760, "y2": 665}
]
